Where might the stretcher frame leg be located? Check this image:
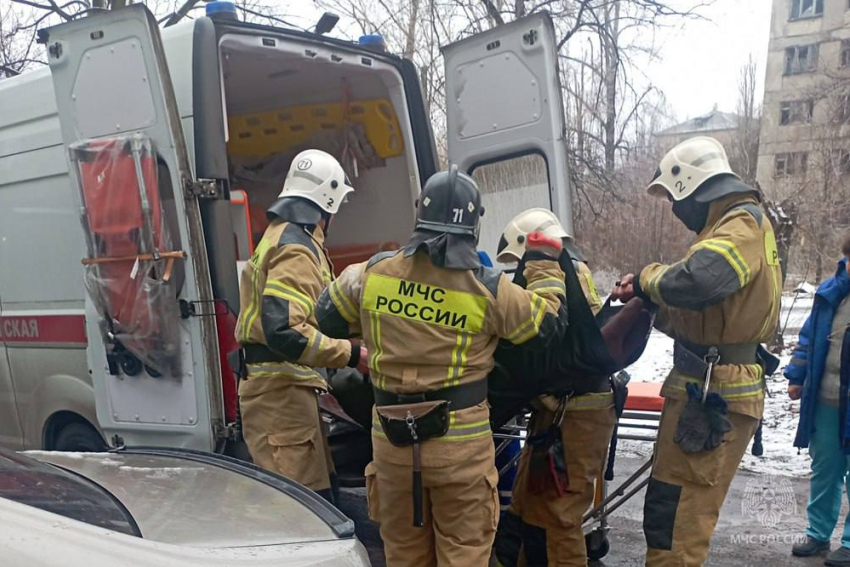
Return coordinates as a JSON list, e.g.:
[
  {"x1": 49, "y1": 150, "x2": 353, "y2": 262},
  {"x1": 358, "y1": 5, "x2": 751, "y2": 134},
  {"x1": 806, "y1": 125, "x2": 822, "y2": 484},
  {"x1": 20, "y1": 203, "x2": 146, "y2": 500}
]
[{"x1": 583, "y1": 458, "x2": 653, "y2": 525}]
